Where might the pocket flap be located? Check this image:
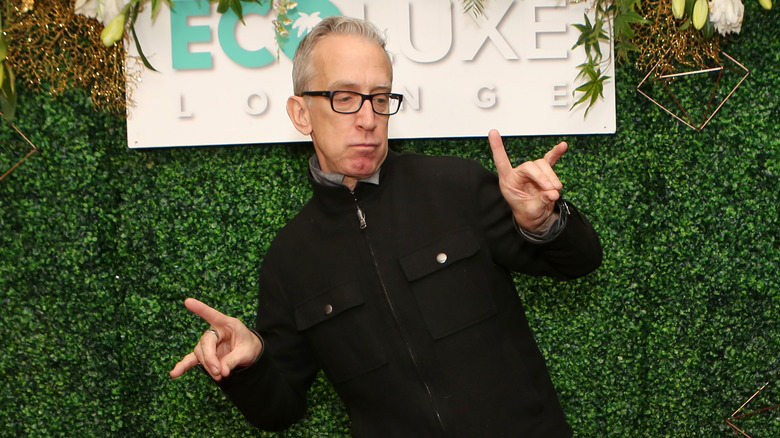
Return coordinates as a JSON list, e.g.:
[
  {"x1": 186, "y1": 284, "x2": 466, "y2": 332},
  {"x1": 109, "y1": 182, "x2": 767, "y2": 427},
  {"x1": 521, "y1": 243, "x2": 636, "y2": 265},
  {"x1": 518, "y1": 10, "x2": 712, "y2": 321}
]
[
  {"x1": 294, "y1": 280, "x2": 364, "y2": 331},
  {"x1": 400, "y1": 229, "x2": 481, "y2": 282}
]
